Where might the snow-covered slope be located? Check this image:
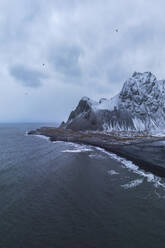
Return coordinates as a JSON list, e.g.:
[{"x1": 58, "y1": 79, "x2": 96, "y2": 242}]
[{"x1": 62, "y1": 72, "x2": 165, "y2": 132}]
